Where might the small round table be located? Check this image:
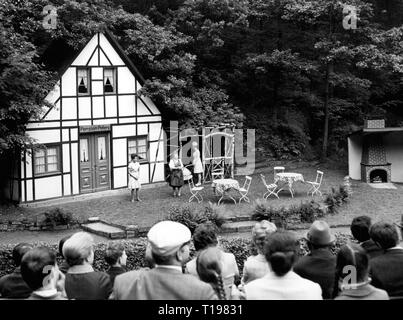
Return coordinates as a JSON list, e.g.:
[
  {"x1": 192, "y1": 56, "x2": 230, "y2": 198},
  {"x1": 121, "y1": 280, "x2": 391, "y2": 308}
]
[
  {"x1": 275, "y1": 172, "x2": 304, "y2": 198},
  {"x1": 212, "y1": 178, "x2": 240, "y2": 205}
]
